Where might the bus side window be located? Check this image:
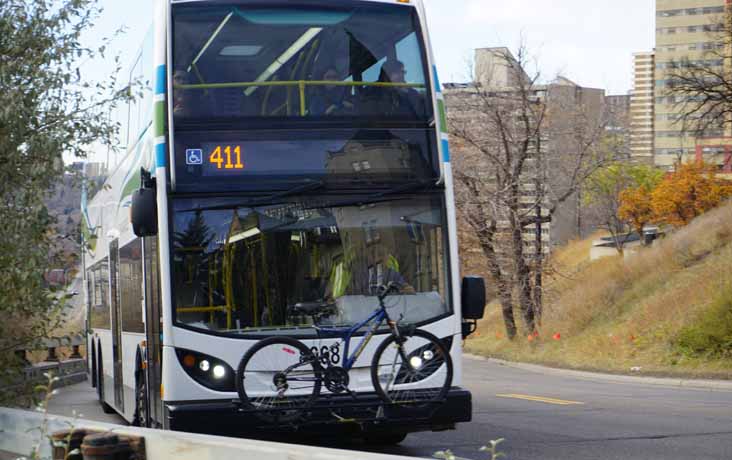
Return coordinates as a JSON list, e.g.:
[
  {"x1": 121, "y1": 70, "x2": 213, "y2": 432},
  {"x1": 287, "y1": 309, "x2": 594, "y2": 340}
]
[{"x1": 120, "y1": 239, "x2": 145, "y2": 334}]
